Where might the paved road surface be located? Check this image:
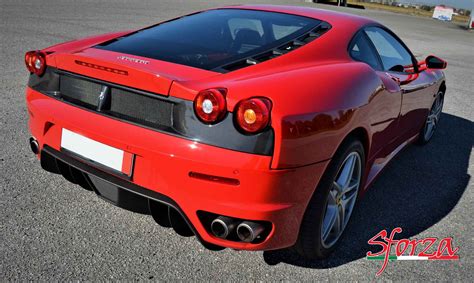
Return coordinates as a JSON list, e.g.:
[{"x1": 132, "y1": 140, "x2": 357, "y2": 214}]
[{"x1": 1, "y1": 0, "x2": 472, "y2": 280}]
